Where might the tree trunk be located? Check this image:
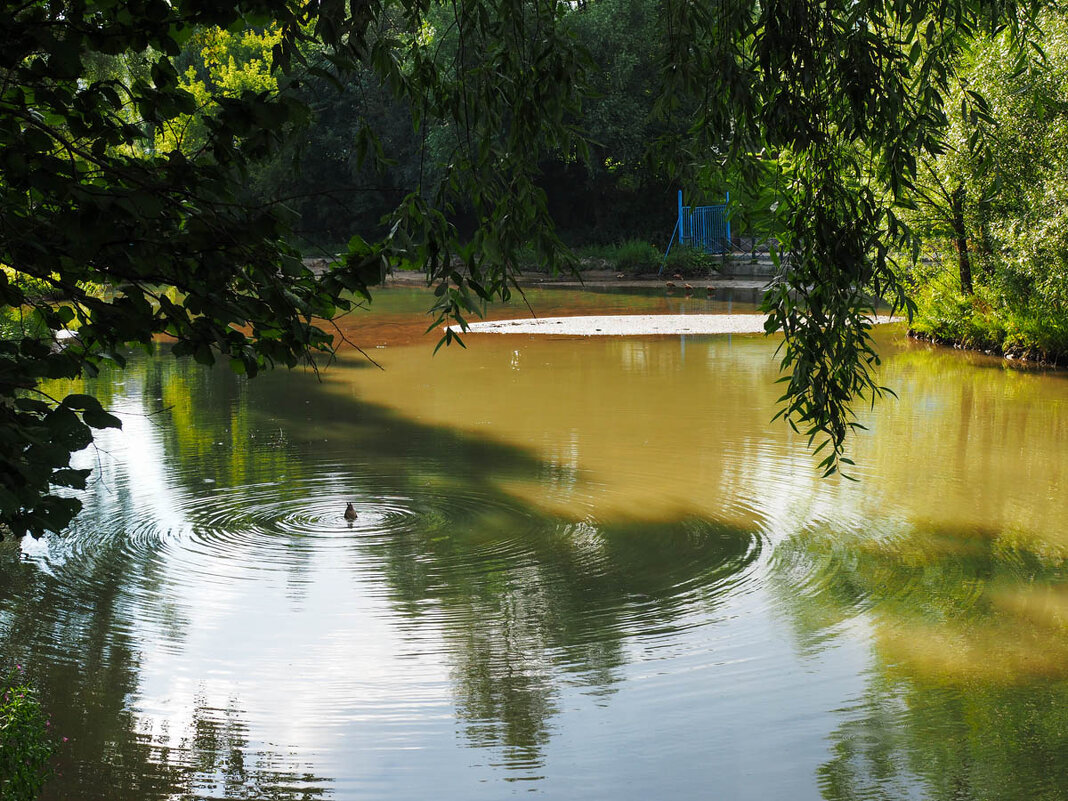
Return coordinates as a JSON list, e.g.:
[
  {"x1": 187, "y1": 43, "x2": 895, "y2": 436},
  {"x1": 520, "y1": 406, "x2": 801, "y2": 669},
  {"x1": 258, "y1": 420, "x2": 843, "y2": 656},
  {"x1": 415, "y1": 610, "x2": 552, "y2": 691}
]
[
  {"x1": 951, "y1": 185, "x2": 974, "y2": 295},
  {"x1": 976, "y1": 205, "x2": 996, "y2": 279}
]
